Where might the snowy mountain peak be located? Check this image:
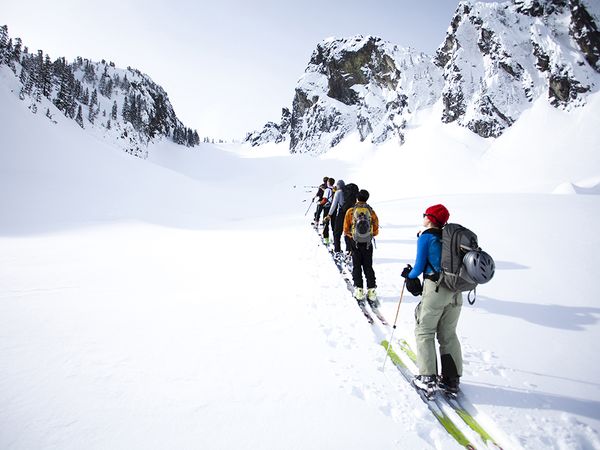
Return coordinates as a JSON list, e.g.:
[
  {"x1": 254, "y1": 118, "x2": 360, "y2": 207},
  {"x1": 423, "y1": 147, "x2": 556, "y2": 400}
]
[
  {"x1": 435, "y1": 0, "x2": 600, "y2": 137},
  {"x1": 247, "y1": 0, "x2": 600, "y2": 153},
  {"x1": 285, "y1": 35, "x2": 440, "y2": 154}
]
